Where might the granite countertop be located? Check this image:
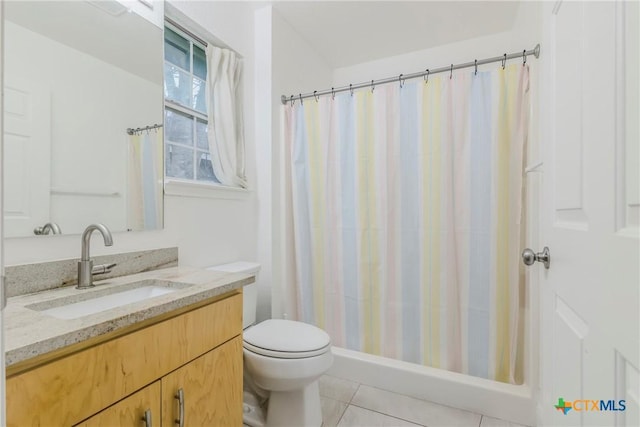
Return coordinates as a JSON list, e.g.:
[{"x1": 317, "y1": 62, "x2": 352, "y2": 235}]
[{"x1": 4, "y1": 266, "x2": 254, "y2": 367}]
